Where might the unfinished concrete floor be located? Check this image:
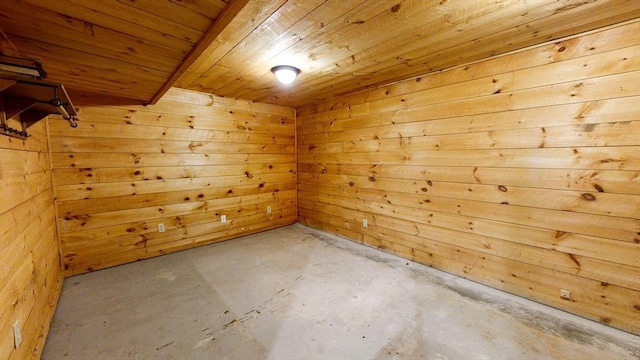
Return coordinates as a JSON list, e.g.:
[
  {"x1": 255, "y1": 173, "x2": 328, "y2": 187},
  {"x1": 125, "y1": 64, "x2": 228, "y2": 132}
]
[{"x1": 43, "y1": 224, "x2": 639, "y2": 360}]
